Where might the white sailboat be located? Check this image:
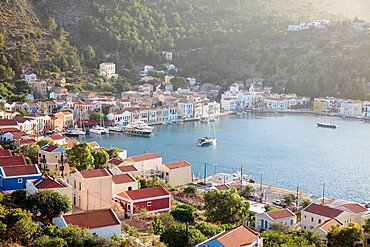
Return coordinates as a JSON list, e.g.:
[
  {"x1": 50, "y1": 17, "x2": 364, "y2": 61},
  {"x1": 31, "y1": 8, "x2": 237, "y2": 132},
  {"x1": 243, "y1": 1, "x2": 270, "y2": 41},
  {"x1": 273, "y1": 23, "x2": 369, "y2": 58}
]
[
  {"x1": 90, "y1": 103, "x2": 109, "y2": 134},
  {"x1": 196, "y1": 122, "x2": 217, "y2": 146}
]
